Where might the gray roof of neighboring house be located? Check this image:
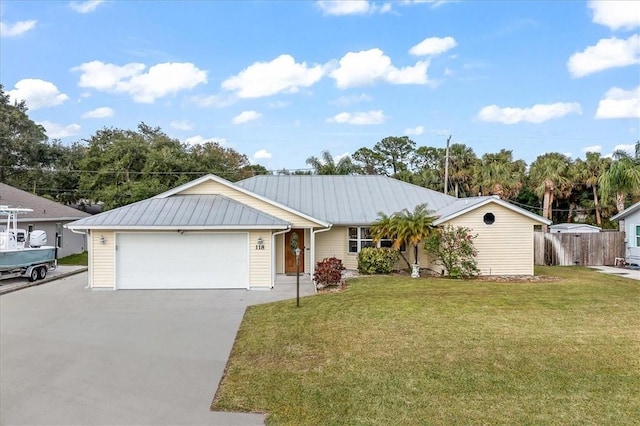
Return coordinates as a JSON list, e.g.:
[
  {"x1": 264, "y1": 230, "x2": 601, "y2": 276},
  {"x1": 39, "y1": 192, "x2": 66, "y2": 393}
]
[
  {"x1": 236, "y1": 175, "x2": 459, "y2": 224},
  {"x1": 66, "y1": 194, "x2": 289, "y2": 229},
  {"x1": 549, "y1": 223, "x2": 601, "y2": 231},
  {"x1": 0, "y1": 183, "x2": 90, "y2": 222},
  {"x1": 611, "y1": 200, "x2": 640, "y2": 221}
]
